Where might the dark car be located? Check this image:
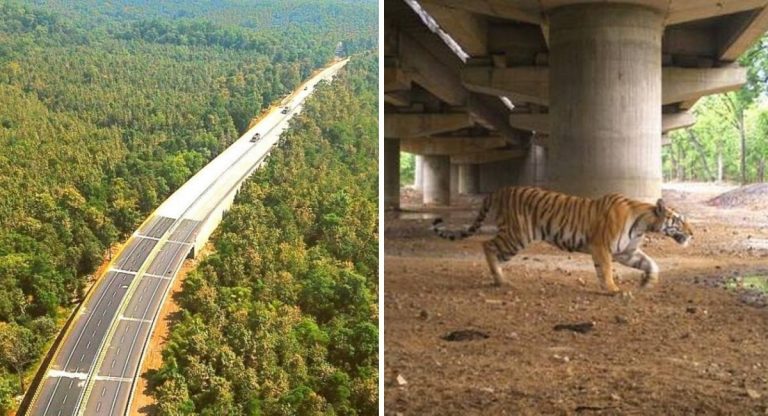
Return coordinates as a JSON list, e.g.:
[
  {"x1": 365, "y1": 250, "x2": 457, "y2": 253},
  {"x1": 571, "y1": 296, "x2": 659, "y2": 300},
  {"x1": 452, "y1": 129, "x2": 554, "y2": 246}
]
[{"x1": 250, "y1": 132, "x2": 261, "y2": 142}]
